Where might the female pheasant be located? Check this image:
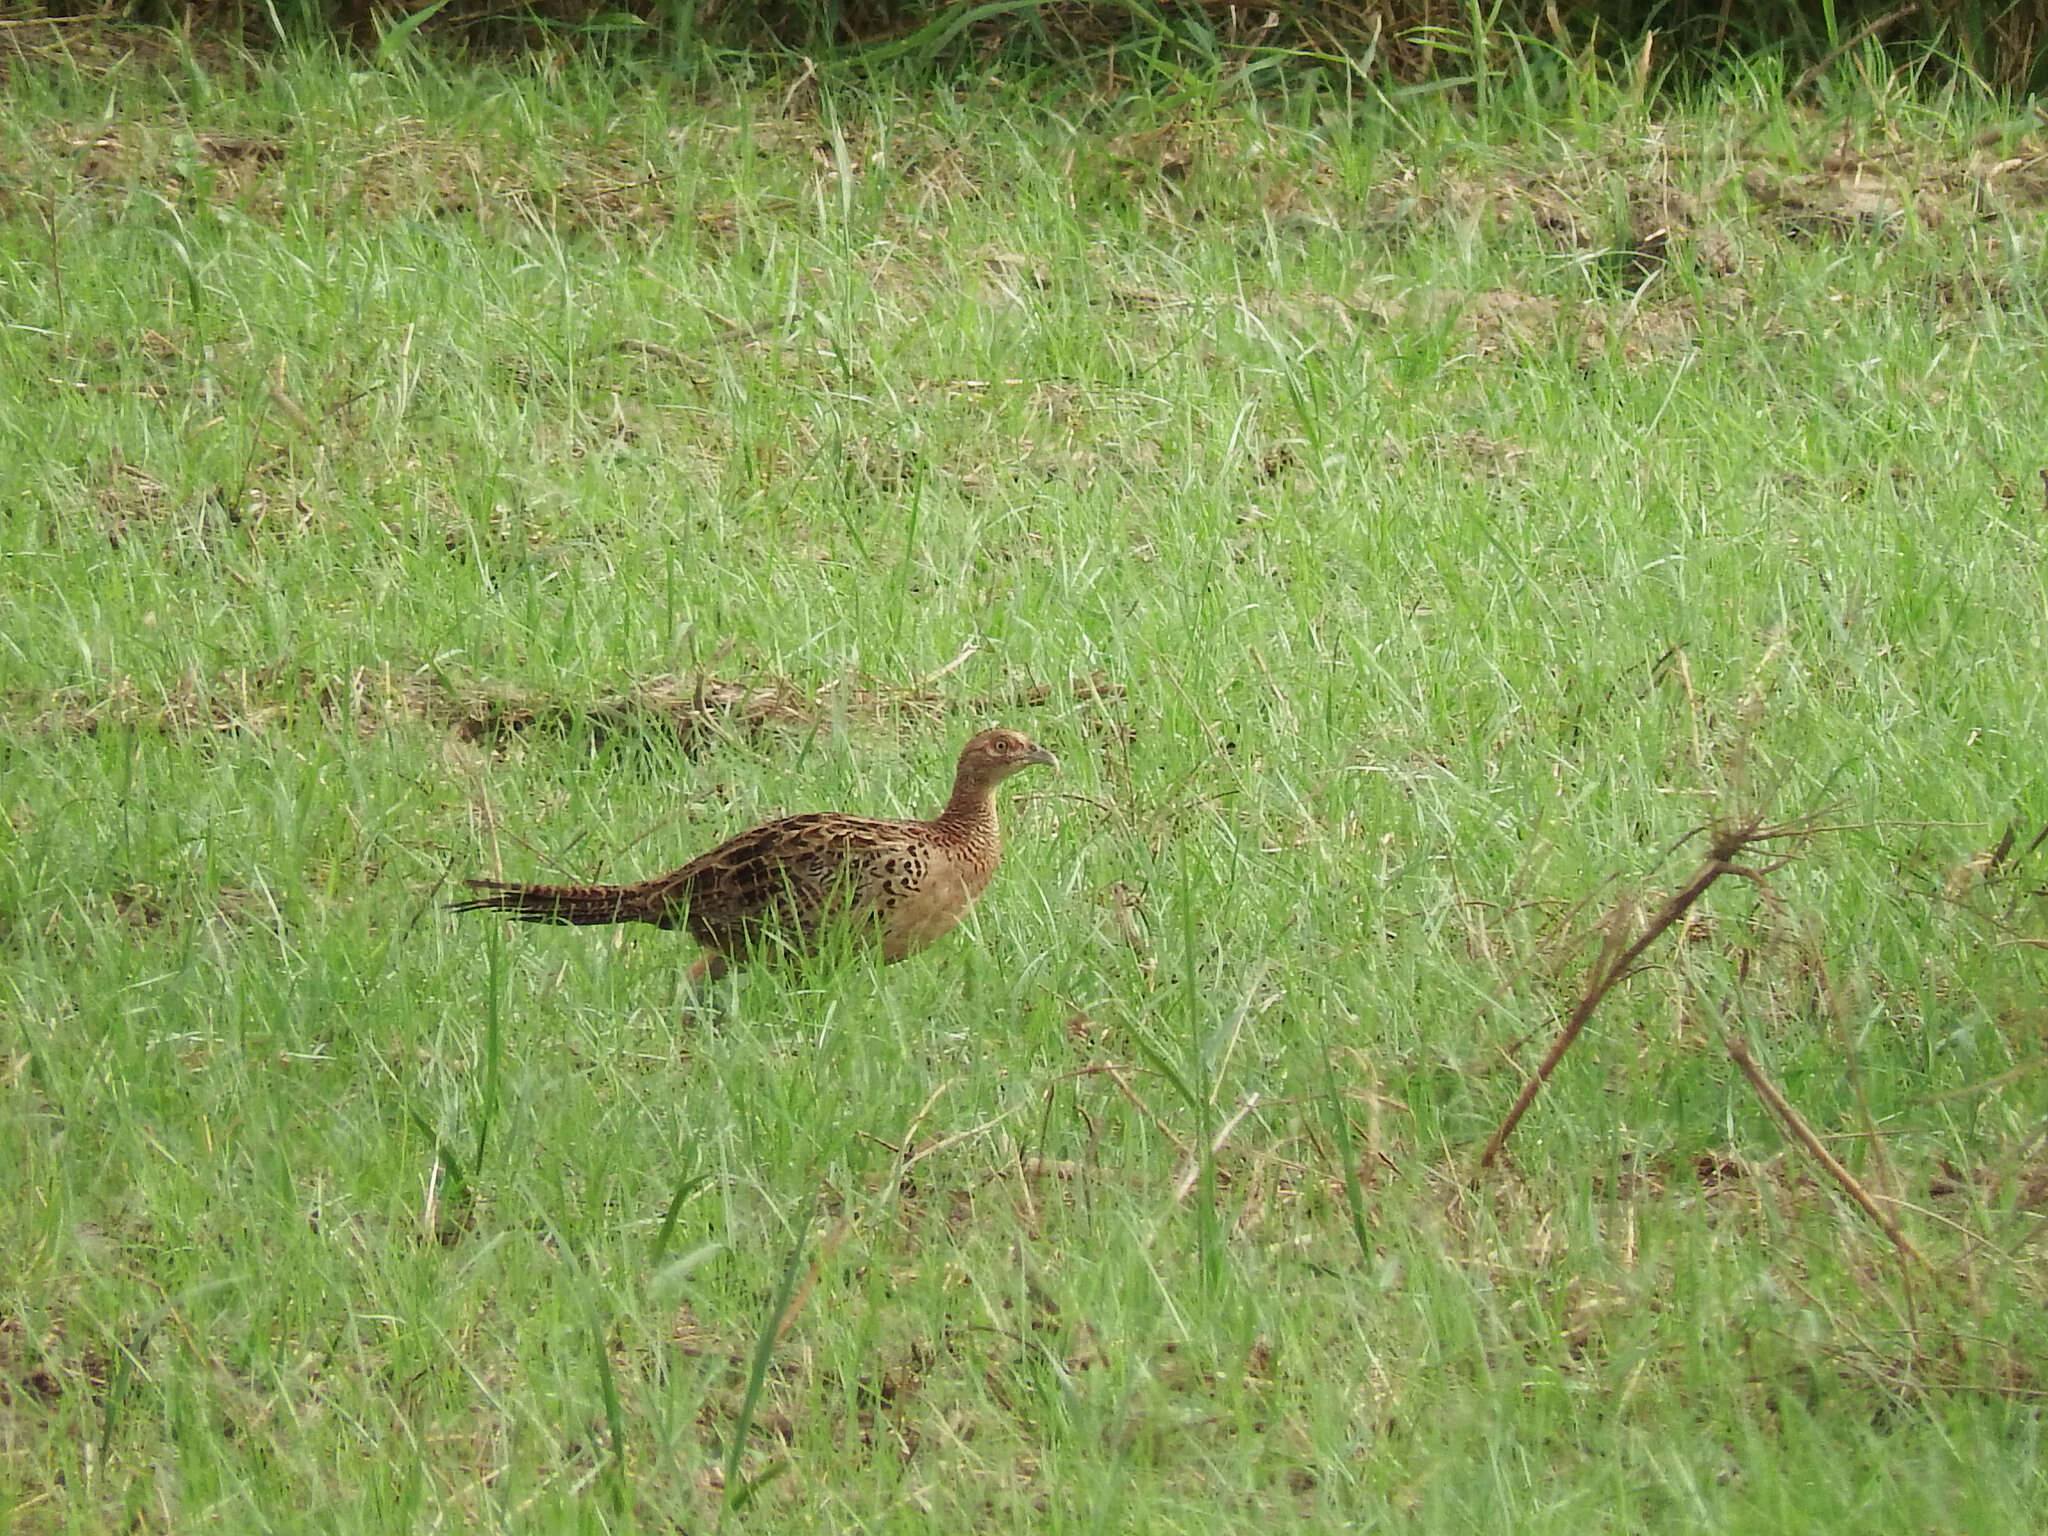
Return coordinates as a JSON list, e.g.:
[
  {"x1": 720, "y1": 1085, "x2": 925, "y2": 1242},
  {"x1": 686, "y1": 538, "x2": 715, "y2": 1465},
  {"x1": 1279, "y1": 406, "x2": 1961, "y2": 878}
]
[{"x1": 452, "y1": 728, "x2": 1056, "y2": 976}]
